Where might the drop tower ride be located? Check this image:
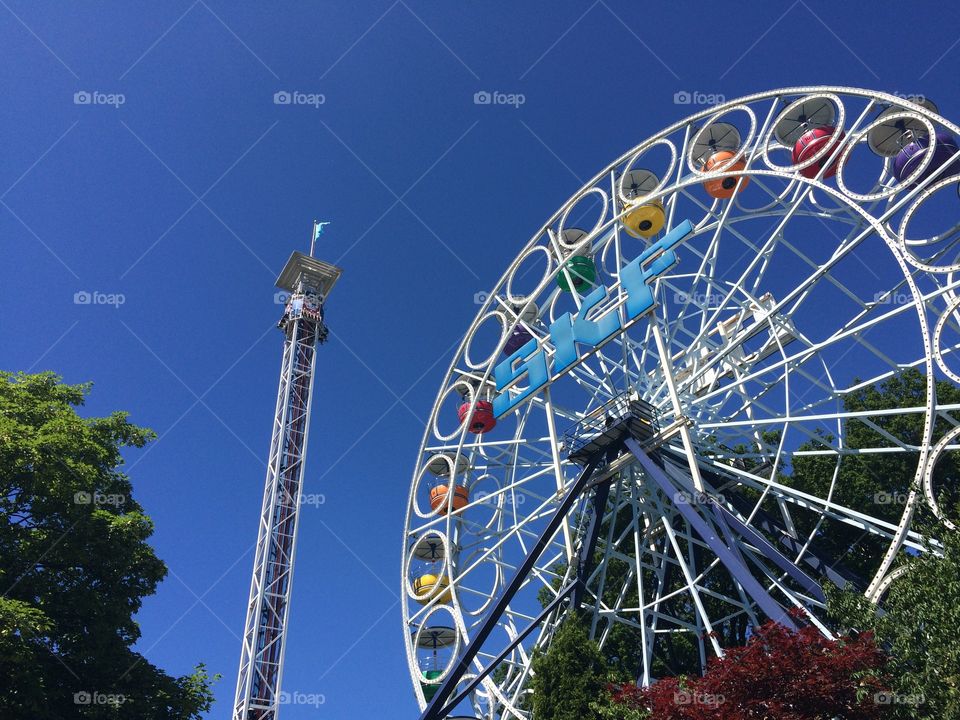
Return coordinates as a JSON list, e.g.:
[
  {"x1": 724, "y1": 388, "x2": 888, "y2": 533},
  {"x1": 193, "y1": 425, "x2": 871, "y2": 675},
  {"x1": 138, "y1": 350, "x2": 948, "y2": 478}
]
[{"x1": 233, "y1": 222, "x2": 342, "y2": 719}]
